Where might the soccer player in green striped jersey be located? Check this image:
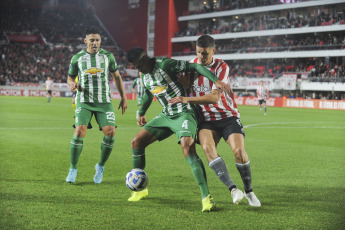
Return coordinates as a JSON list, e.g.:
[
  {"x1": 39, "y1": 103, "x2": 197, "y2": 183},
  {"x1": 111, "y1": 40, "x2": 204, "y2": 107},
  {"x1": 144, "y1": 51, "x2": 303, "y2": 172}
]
[
  {"x1": 126, "y1": 47, "x2": 230, "y2": 212},
  {"x1": 131, "y1": 72, "x2": 145, "y2": 122},
  {"x1": 65, "y1": 28, "x2": 127, "y2": 184}
]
